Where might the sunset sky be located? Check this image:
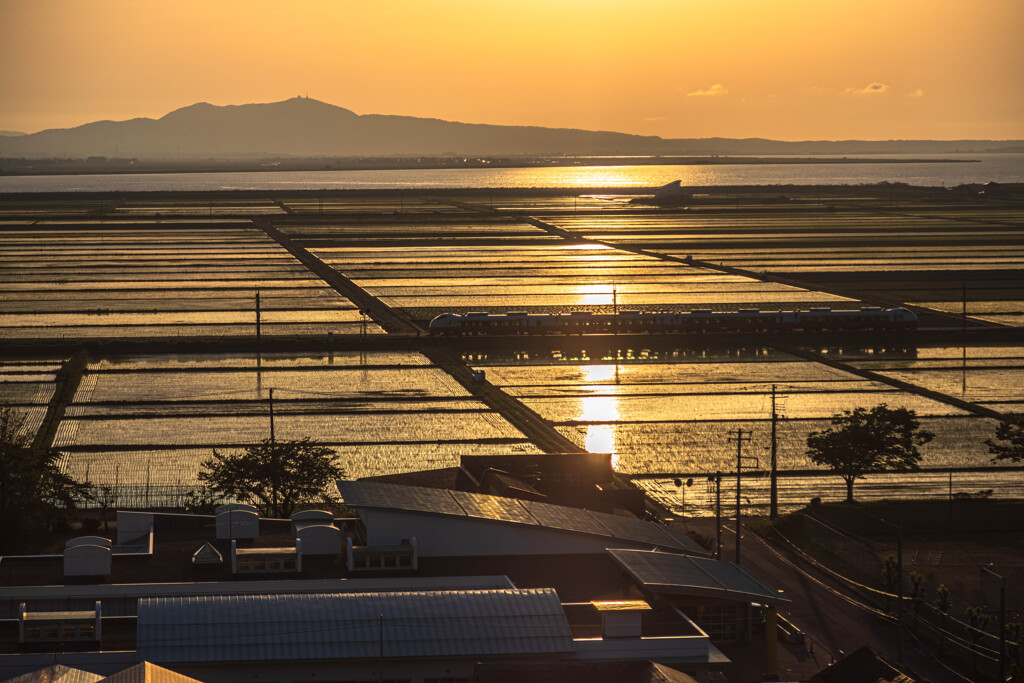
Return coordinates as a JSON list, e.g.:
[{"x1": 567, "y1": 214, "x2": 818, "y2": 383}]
[{"x1": 1, "y1": 0, "x2": 1021, "y2": 140}]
